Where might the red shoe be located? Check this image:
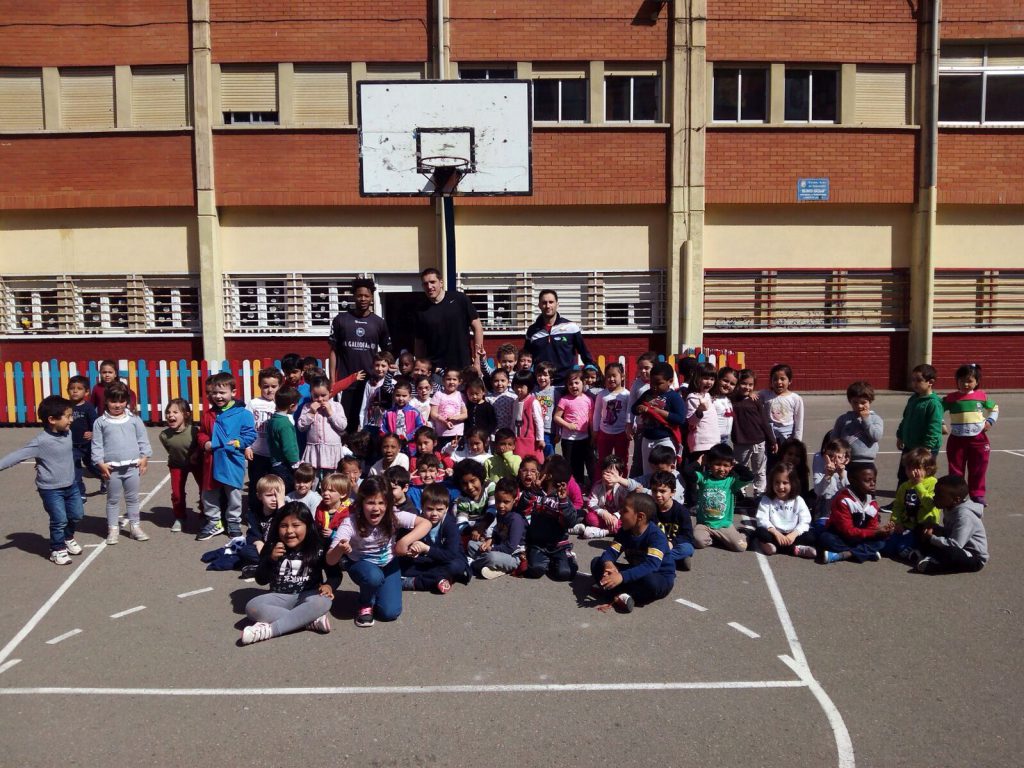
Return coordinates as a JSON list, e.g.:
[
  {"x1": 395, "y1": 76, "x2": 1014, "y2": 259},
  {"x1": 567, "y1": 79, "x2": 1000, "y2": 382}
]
[{"x1": 436, "y1": 579, "x2": 452, "y2": 594}]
